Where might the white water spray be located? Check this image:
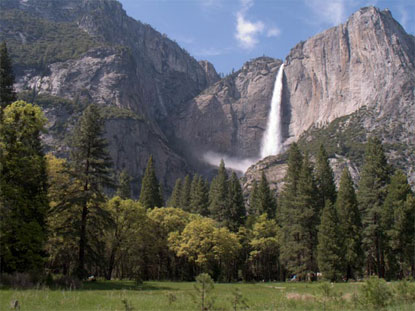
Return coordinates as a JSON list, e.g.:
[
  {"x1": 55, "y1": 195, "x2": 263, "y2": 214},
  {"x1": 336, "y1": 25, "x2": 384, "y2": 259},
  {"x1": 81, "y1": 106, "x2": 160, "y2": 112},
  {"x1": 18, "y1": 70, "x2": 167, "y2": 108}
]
[{"x1": 260, "y1": 64, "x2": 284, "y2": 158}]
